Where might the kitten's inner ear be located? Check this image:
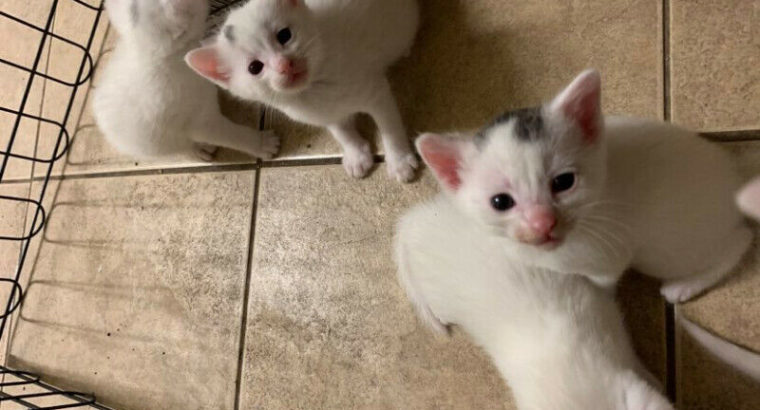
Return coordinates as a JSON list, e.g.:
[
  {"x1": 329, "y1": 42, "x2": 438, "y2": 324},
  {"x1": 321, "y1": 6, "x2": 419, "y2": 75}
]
[
  {"x1": 550, "y1": 69, "x2": 602, "y2": 143},
  {"x1": 416, "y1": 133, "x2": 470, "y2": 191},
  {"x1": 185, "y1": 46, "x2": 230, "y2": 88}
]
